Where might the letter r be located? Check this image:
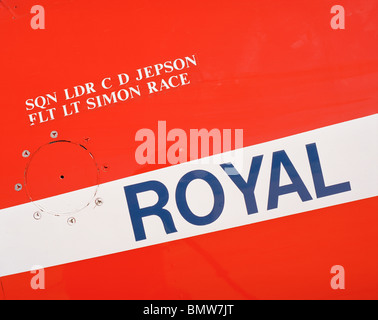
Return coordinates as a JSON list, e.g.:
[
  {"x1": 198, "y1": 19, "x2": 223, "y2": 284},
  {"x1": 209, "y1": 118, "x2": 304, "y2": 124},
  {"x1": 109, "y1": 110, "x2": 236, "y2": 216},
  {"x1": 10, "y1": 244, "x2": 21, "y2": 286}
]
[{"x1": 124, "y1": 181, "x2": 177, "y2": 241}]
